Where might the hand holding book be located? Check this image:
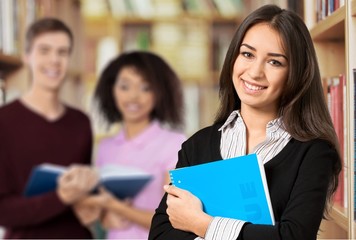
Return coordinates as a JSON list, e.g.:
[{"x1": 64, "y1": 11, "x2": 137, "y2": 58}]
[
  {"x1": 57, "y1": 165, "x2": 100, "y2": 204},
  {"x1": 72, "y1": 187, "x2": 131, "y2": 227},
  {"x1": 164, "y1": 184, "x2": 213, "y2": 237},
  {"x1": 168, "y1": 153, "x2": 274, "y2": 225},
  {"x1": 24, "y1": 163, "x2": 153, "y2": 200}
]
